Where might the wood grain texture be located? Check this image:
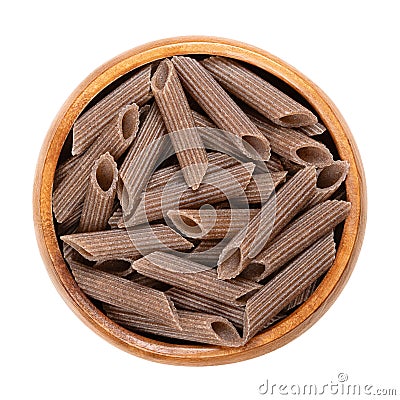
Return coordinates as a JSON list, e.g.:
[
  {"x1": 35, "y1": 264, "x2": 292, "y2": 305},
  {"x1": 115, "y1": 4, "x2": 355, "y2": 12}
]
[{"x1": 33, "y1": 36, "x2": 366, "y2": 366}]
